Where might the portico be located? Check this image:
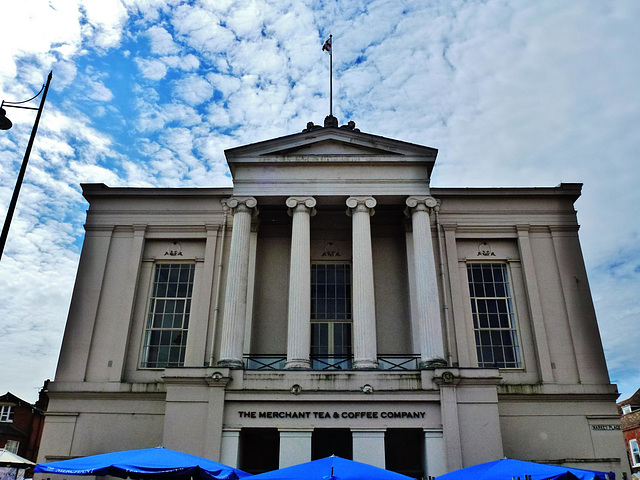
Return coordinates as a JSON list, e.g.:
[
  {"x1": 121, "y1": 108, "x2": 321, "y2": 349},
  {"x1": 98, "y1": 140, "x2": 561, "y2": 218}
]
[{"x1": 218, "y1": 124, "x2": 447, "y2": 371}]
